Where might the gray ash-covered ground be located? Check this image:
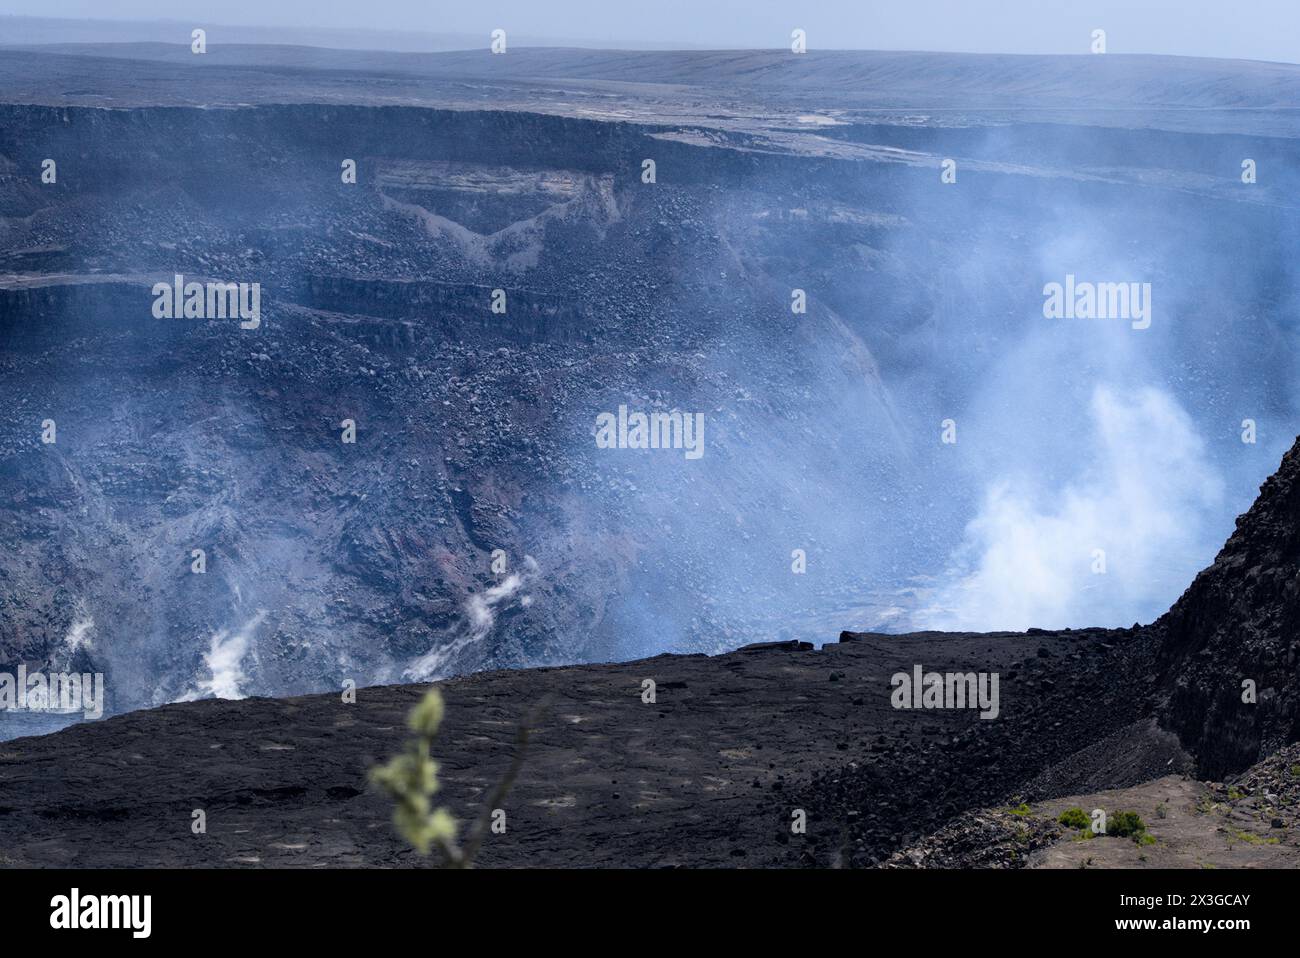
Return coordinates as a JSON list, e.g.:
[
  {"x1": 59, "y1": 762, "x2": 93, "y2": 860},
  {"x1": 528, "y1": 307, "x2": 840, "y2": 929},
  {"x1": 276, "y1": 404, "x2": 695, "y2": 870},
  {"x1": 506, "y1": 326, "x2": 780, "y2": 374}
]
[{"x1": 0, "y1": 625, "x2": 1151, "y2": 867}]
